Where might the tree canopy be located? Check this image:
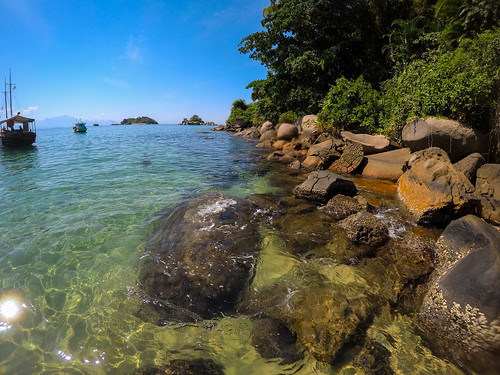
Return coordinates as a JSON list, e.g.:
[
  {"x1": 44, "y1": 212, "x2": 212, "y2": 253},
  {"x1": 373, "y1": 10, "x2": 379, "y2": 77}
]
[{"x1": 232, "y1": 0, "x2": 499, "y2": 135}]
